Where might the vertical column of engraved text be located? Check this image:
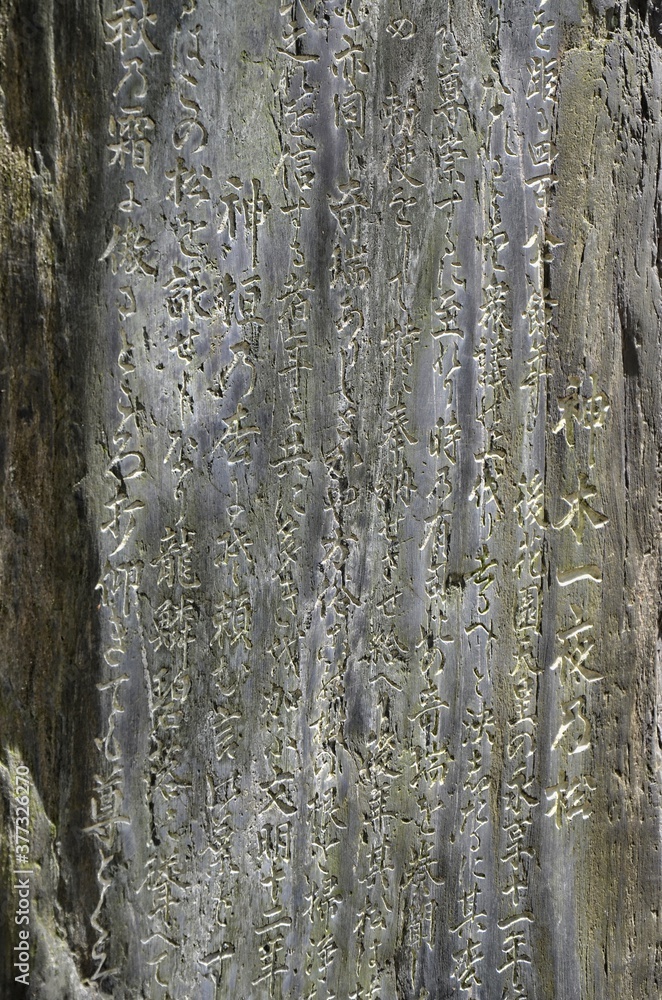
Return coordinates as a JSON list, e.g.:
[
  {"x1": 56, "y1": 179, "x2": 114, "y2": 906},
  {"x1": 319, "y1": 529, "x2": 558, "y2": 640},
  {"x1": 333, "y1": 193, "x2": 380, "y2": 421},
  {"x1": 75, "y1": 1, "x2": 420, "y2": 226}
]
[{"x1": 92, "y1": 0, "x2": 161, "y2": 988}]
